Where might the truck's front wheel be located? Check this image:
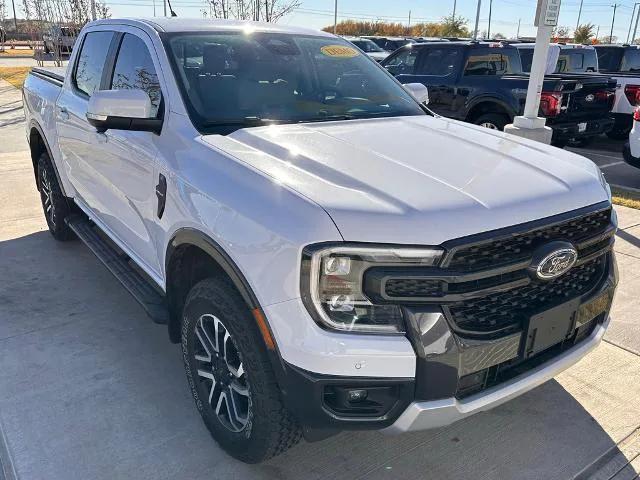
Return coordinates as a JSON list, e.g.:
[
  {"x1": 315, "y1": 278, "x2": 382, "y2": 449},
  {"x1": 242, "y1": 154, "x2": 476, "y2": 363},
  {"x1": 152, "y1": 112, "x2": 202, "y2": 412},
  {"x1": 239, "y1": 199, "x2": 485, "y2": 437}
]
[
  {"x1": 181, "y1": 278, "x2": 301, "y2": 463},
  {"x1": 37, "y1": 153, "x2": 74, "y2": 241}
]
